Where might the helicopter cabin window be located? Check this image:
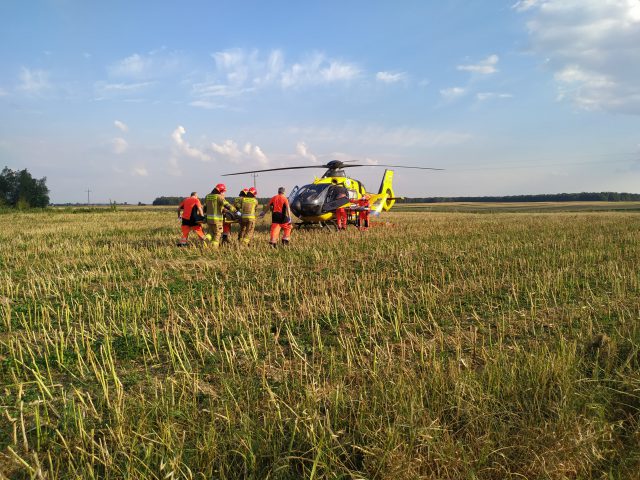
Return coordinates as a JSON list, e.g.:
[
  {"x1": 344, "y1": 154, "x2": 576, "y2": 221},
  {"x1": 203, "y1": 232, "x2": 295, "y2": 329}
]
[
  {"x1": 296, "y1": 184, "x2": 328, "y2": 200},
  {"x1": 328, "y1": 186, "x2": 347, "y2": 201}
]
